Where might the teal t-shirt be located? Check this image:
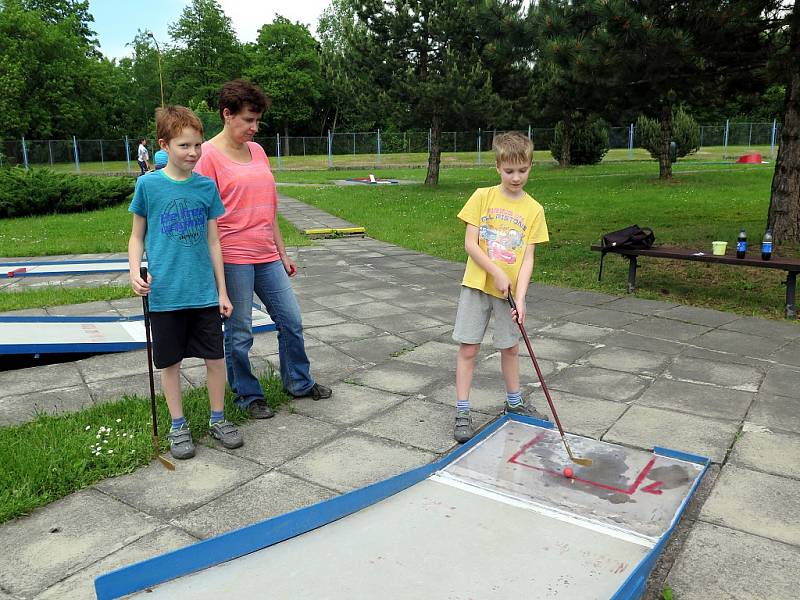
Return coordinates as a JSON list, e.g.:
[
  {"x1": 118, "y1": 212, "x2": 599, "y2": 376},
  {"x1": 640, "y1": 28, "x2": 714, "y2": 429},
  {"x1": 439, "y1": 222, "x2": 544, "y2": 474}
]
[{"x1": 129, "y1": 171, "x2": 225, "y2": 312}]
